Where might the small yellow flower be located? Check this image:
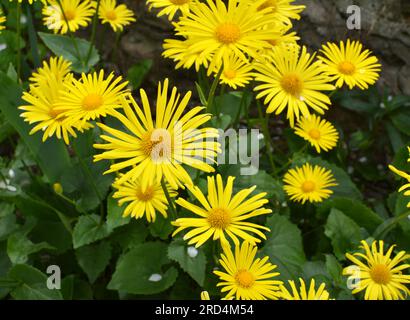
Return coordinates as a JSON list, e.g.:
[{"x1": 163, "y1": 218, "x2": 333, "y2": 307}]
[
  {"x1": 343, "y1": 240, "x2": 410, "y2": 300},
  {"x1": 0, "y1": 10, "x2": 6, "y2": 32},
  {"x1": 53, "y1": 183, "x2": 64, "y2": 194},
  {"x1": 294, "y1": 114, "x2": 339, "y2": 153},
  {"x1": 112, "y1": 176, "x2": 176, "y2": 223},
  {"x1": 147, "y1": 0, "x2": 194, "y2": 21},
  {"x1": 257, "y1": 0, "x2": 305, "y2": 25},
  {"x1": 99, "y1": 0, "x2": 136, "y2": 32},
  {"x1": 279, "y1": 278, "x2": 331, "y2": 300},
  {"x1": 216, "y1": 54, "x2": 254, "y2": 90},
  {"x1": 200, "y1": 291, "x2": 210, "y2": 300},
  {"x1": 318, "y1": 40, "x2": 381, "y2": 90},
  {"x1": 172, "y1": 174, "x2": 271, "y2": 248},
  {"x1": 389, "y1": 156, "x2": 410, "y2": 208},
  {"x1": 283, "y1": 163, "x2": 337, "y2": 204},
  {"x1": 9, "y1": 0, "x2": 37, "y2": 4},
  {"x1": 214, "y1": 241, "x2": 283, "y2": 300}
]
